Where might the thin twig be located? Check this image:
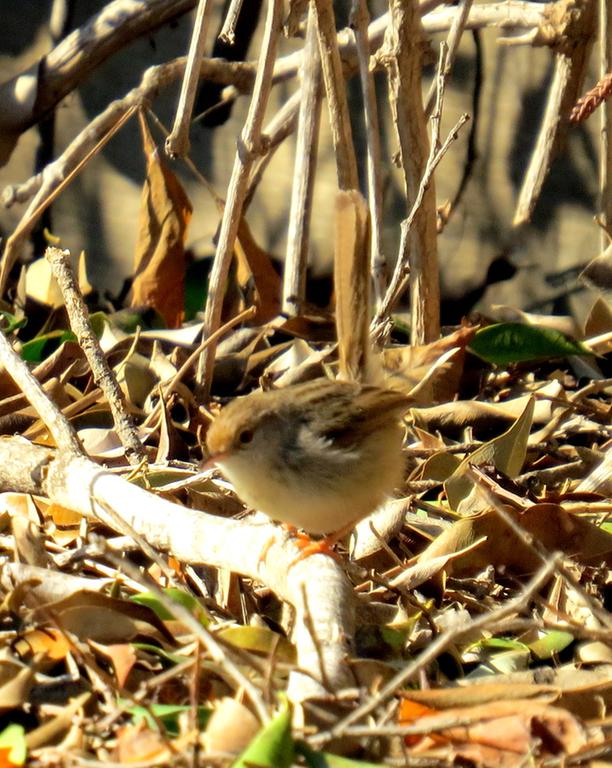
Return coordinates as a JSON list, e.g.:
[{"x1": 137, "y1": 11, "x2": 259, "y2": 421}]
[
  {"x1": 376, "y1": 0, "x2": 440, "y2": 345},
  {"x1": 599, "y1": 4, "x2": 612, "y2": 249},
  {"x1": 196, "y1": 0, "x2": 284, "y2": 399},
  {"x1": 165, "y1": 0, "x2": 214, "y2": 158},
  {"x1": 372, "y1": 108, "x2": 469, "y2": 338},
  {"x1": 45, "y1": 246, "x2": 147, "y2": 464},
  {"x1": 441, "y1": 28, "x2": 482, "y2": 232},
  {"x1": 424, "y1": 0, "x2": 473, "y2": 118},
  {"x1": 219, "y1": 0, "x2": 246, "y2": 43},
  {"x1": 312, "y1": 0, "x2": 359, "y2": 190},
  {"x1": 243, "y1": 90, "x2": 302, "y2": 211},
  {"x1": 513, "y1": 0, "x2": 596, "y2": 225}
]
